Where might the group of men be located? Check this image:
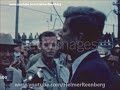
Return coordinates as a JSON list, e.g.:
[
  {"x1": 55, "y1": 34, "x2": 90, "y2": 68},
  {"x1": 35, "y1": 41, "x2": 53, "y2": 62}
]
[{"x1": 0, "y1": 6, "x2": 119, "y2": 90}]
